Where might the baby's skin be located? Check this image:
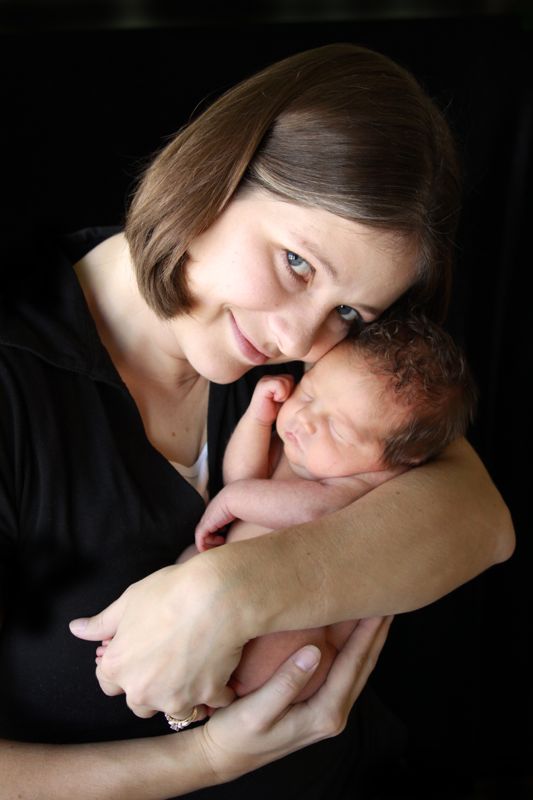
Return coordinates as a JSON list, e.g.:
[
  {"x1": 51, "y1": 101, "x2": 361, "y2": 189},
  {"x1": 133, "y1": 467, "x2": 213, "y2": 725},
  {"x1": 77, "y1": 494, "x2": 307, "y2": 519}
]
[
  {"x1": 179, "y1": 509, "x2": 358, "y2": 702},
  {"x1": 181, "y1": 346, "x2": 404, "y2": 701},
  {"x1": 204, "y1": 461, "x2": 360, "y2": 701}
]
